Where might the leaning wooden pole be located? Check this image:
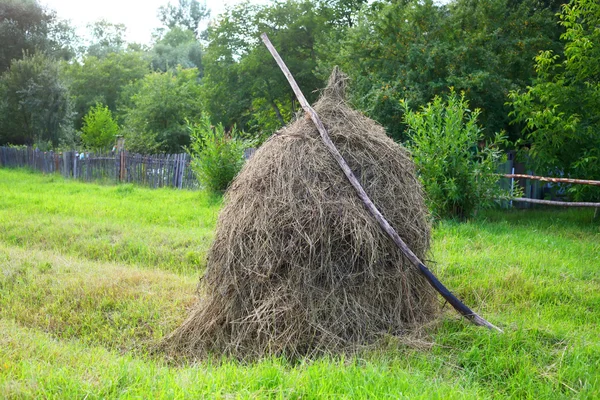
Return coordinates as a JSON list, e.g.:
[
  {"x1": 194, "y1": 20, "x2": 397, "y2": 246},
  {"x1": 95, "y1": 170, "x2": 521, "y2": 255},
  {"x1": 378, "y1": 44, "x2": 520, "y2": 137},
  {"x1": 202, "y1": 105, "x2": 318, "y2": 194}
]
[{"x1": 261, "y1": 33, "x2": 502, "y2": 332}]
